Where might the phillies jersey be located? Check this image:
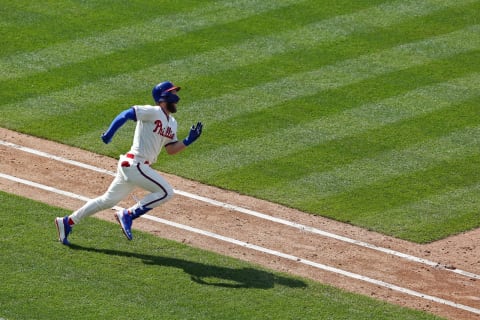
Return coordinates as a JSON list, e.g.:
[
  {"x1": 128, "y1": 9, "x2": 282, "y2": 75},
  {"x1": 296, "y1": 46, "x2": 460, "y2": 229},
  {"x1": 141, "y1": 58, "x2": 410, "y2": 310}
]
[{"x1": 128, "y1": 105, "x2": 178, "y2": 164}]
